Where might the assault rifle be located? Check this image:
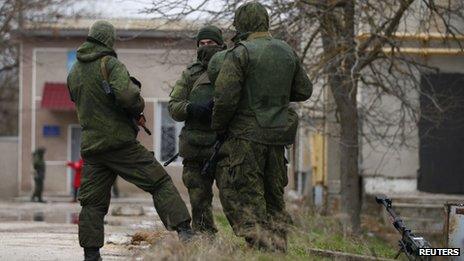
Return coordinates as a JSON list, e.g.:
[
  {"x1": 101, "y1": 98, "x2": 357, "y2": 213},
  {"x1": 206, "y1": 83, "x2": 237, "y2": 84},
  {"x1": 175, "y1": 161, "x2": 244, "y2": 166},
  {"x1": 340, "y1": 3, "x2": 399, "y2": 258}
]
[
  {"x1": 375, "y1": 195, "x2": 432, "y2": 261},
  {"x1": 201, "y1": 136, "x2": 226, "y2": 176},
  {"x1": 133, "y1": 113, "x2": 151, "y2": 136}
]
